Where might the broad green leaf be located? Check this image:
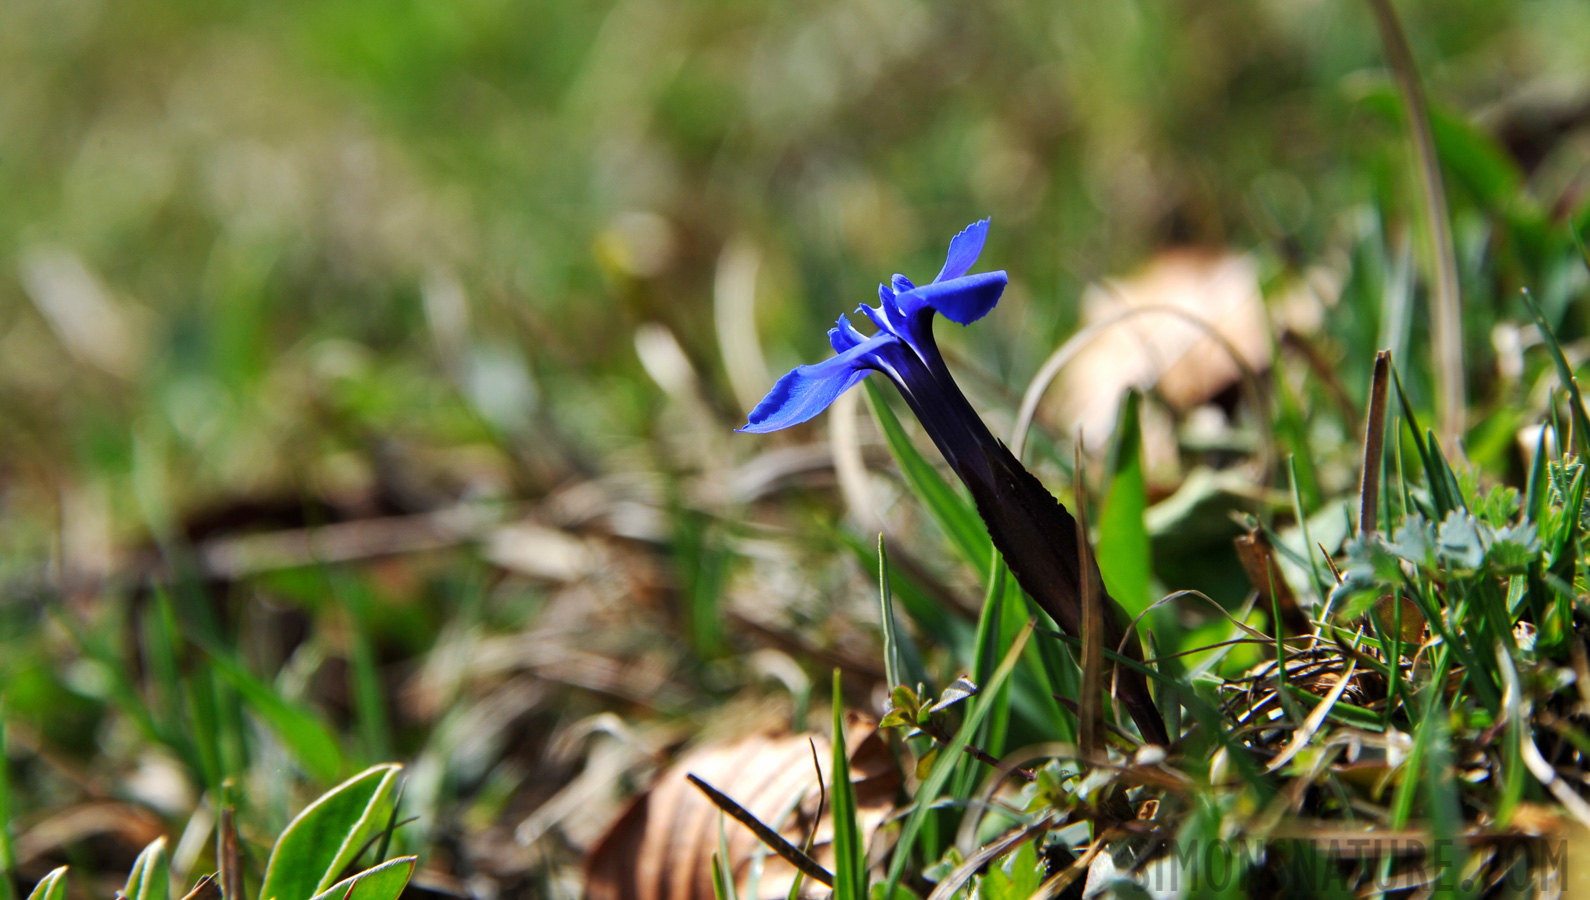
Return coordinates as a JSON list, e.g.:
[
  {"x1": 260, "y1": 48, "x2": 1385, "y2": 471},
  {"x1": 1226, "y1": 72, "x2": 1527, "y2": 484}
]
[
  {"x1": 25, "y1": 868, "x2": 66, "y2": 900},
  {"x1": 123, "y1": 837, "x2": 170, "y2": 900},
  {"x1": 864, "y1": 380, "x2": 992, "y2": 573},
  {"x1": 1095, "y1": 390, "x2": 1152, "y2": 616},
  {"x1": 260, "y1": 764, "x2": 403, "y2": 900},
  {"x1": 303, "y1": 857, "x2": 417, "y2": 900},
  {"x1": 207, "y1": 651, "x2": 343, "y2": 784}
]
